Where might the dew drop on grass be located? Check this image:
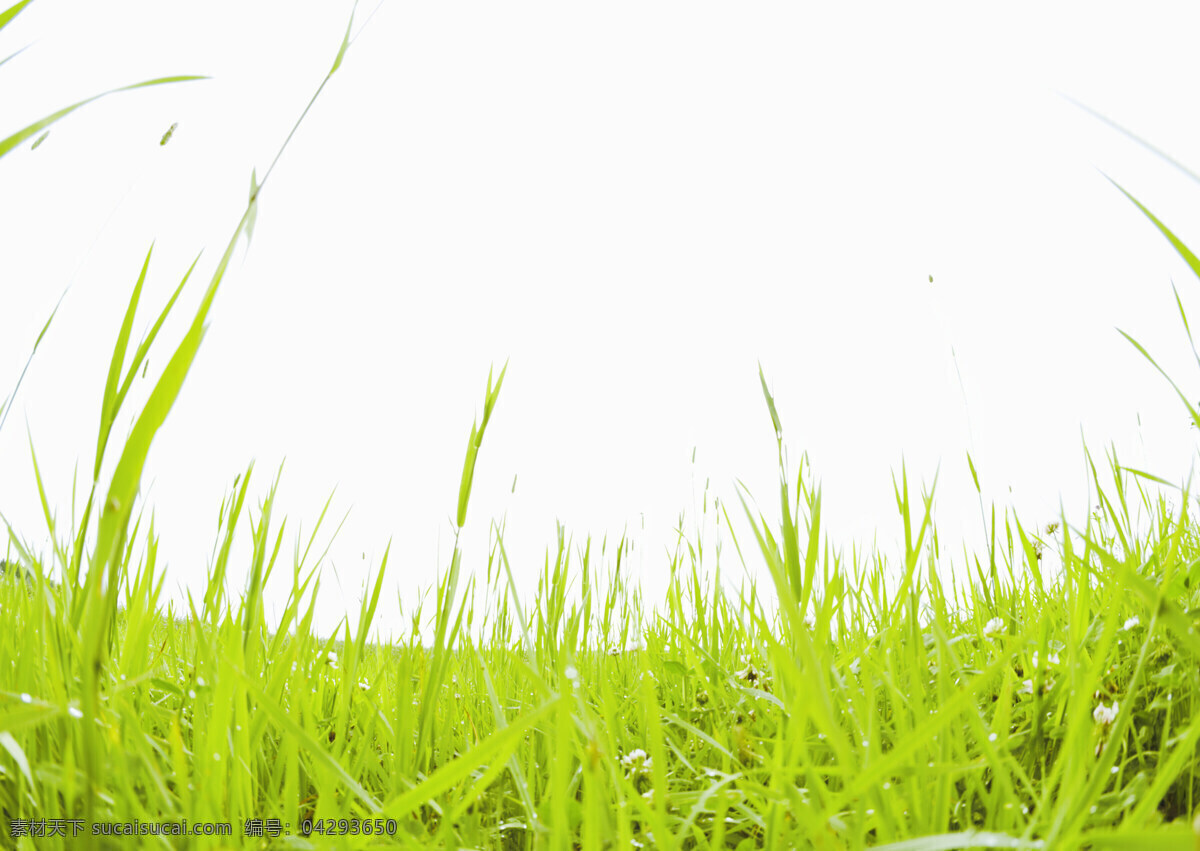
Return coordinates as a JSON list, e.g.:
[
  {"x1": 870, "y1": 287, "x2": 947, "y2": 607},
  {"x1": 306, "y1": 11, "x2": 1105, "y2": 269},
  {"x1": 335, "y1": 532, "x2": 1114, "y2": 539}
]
[{"x1": 19, "y1": 693, "x2": 31, "y2": 704}]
